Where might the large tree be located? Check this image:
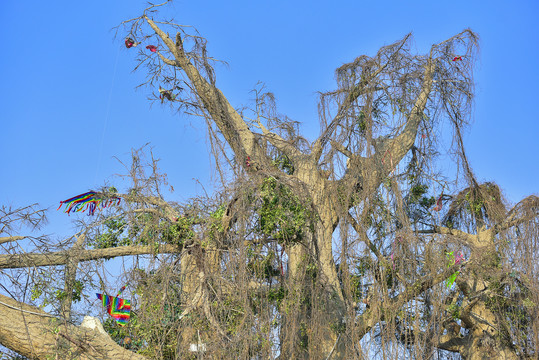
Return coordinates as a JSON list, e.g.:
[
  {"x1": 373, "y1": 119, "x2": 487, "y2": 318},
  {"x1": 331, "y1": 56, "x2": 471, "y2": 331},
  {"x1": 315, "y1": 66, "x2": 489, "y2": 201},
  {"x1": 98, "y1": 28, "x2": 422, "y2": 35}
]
[{"x1": 1, "y1": 3, "x2": 538, "y2": 359}]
